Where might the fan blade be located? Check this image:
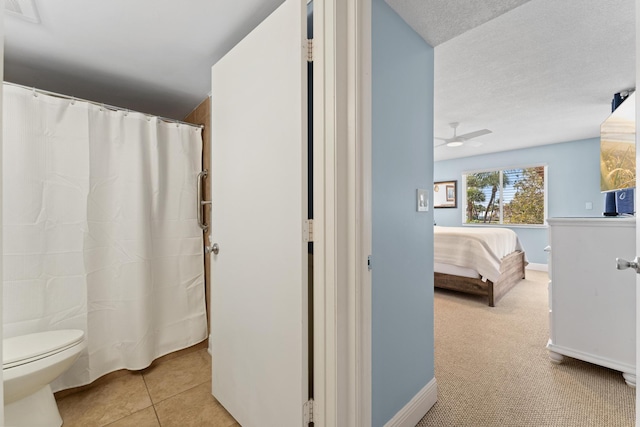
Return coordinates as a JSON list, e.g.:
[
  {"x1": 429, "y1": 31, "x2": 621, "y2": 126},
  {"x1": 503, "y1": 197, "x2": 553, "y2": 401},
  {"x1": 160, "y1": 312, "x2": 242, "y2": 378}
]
[
  {"x1": 434, "y1": 136, "x2": 451, "y2": 141},
  {"x1": 435, "y1": 140, "x2": 465, "y2": 148},
  {"x1": 456, "y1": 129, "x2": 492, "y2": 141}
]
